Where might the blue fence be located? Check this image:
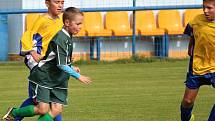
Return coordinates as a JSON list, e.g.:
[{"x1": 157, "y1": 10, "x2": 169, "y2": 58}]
[{"x1": 0, "y1": 15, "x2": 8, "y2": 61}]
